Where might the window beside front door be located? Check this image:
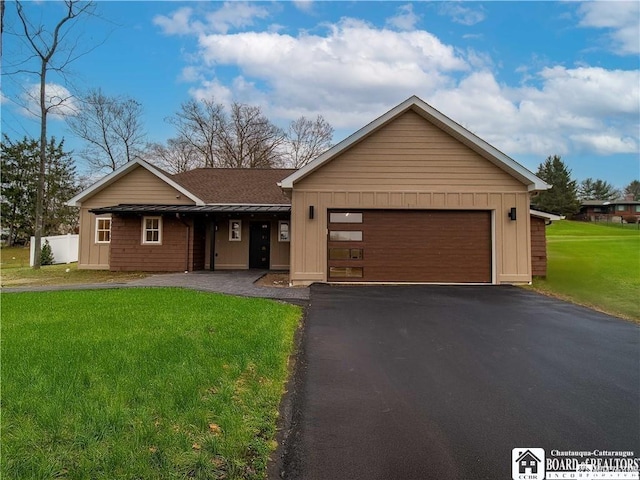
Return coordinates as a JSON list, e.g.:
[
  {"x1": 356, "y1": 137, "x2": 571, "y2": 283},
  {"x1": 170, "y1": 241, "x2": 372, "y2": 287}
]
[
  {"x1": 278, "y1": 220, "x2": 290, "y2": 242},
  {"x1": 229, "y1": 220, "x2": 242, "y2": 241}
]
